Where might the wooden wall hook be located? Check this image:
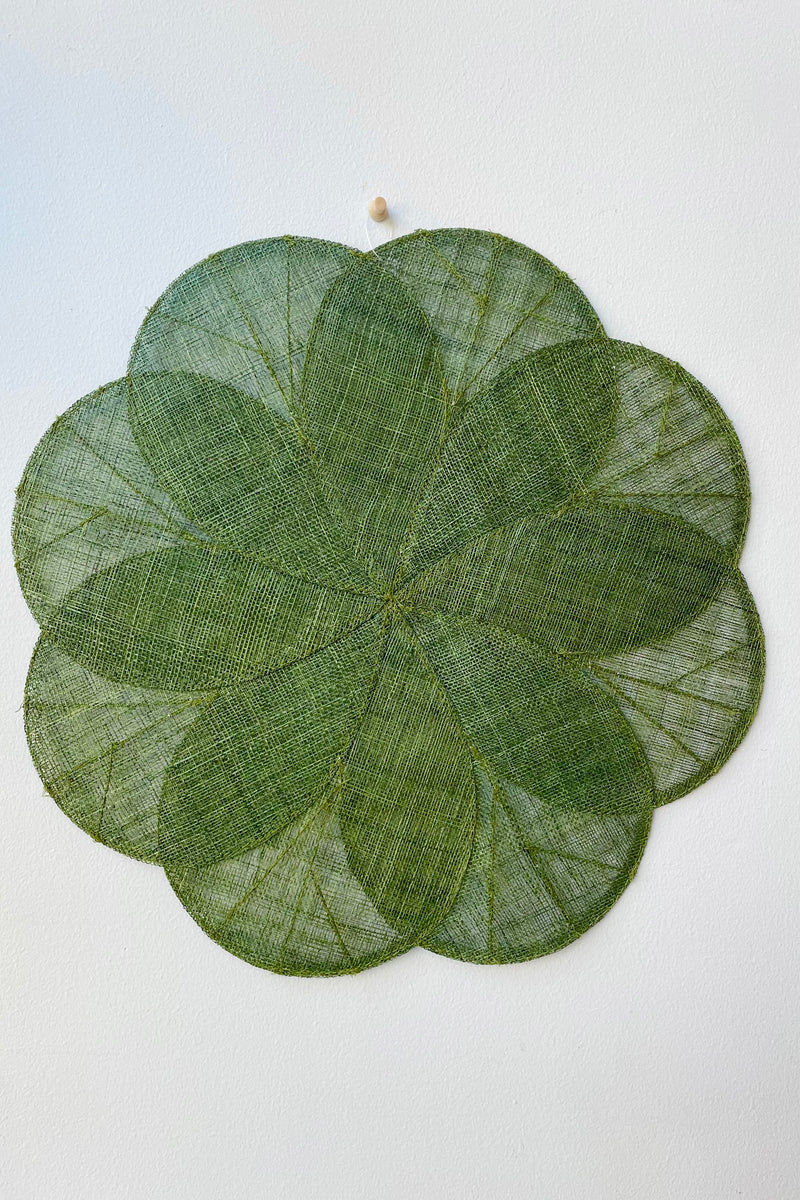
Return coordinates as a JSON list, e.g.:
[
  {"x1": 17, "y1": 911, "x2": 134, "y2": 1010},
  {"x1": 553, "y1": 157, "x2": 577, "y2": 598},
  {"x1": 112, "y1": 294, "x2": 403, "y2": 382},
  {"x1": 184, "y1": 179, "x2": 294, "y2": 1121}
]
[{"x1": 368, "y1": 196, "x2": 389, "y2": 222}]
